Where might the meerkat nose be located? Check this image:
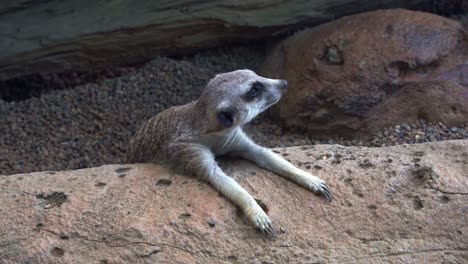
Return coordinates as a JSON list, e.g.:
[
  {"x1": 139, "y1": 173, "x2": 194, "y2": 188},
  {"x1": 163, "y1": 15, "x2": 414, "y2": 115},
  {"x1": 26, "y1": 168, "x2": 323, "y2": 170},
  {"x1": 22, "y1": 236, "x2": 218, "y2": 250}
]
[{"x1": 278, "y1": 80, "x2": 288, "y2": 91}]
